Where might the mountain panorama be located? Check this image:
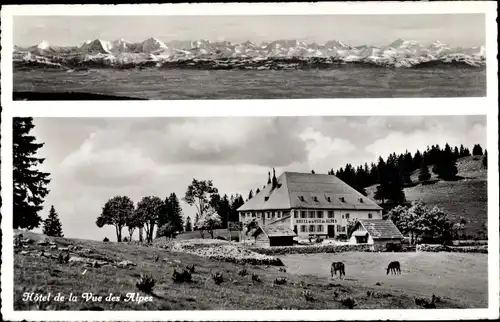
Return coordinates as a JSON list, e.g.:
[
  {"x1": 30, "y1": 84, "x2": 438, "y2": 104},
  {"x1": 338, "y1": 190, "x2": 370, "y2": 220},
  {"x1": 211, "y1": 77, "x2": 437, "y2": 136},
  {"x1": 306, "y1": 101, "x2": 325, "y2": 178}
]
[{"x1": 13, "y1": 38, "x2": 486, "y2": 70}]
